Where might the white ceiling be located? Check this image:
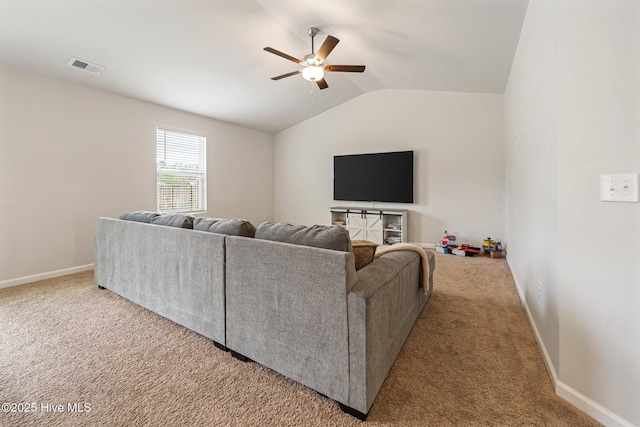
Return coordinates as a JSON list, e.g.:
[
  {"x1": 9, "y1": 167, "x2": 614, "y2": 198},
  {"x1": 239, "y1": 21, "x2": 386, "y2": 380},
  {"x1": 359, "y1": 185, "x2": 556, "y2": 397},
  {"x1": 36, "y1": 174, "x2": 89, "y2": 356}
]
[{"x1": 0, "y1": 0, "x2": 528, "y2": 134}]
